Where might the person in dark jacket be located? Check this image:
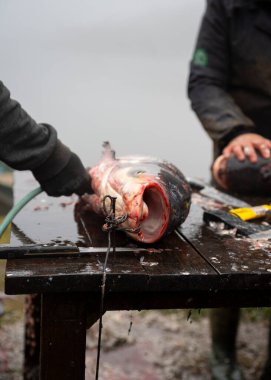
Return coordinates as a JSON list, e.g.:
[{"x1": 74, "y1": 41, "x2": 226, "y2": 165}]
[
  {"x1": 0, "y1": 81, "x2": 92, "y2": 197},
  {"x1": 188, "y1": 1, "x2": 271, "y2": 379}
]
